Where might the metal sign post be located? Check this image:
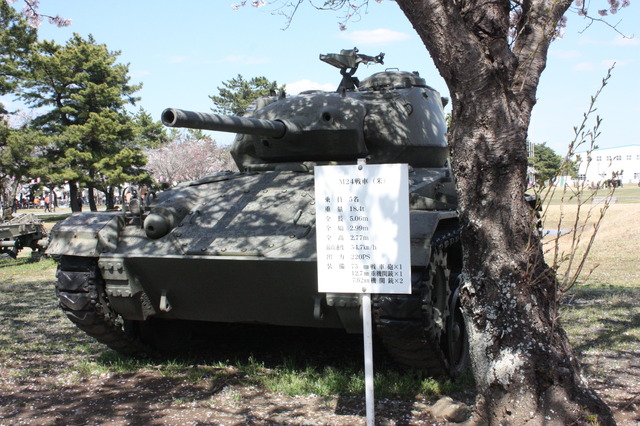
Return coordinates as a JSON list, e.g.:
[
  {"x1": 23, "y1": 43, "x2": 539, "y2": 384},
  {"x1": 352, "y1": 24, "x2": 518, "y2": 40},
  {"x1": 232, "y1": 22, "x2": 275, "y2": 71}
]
[
  {"x1": 361, "y1": 291, "x2": 375, "y2": 425},
  {"x1": 315, "y1": 161, "x2": 411, "y2": 426}
]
